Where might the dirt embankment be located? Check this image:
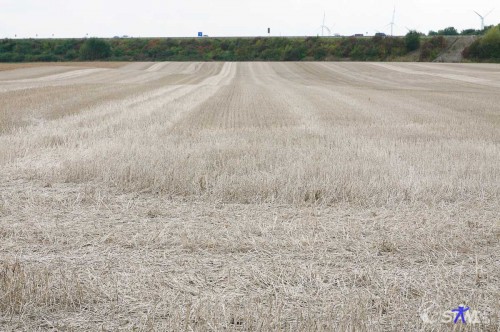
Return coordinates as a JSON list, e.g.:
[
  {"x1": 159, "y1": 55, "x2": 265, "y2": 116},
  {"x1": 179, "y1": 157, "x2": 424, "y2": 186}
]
[{"x1": 433, "y1": 35, "x2": 478, "y2": 62}]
